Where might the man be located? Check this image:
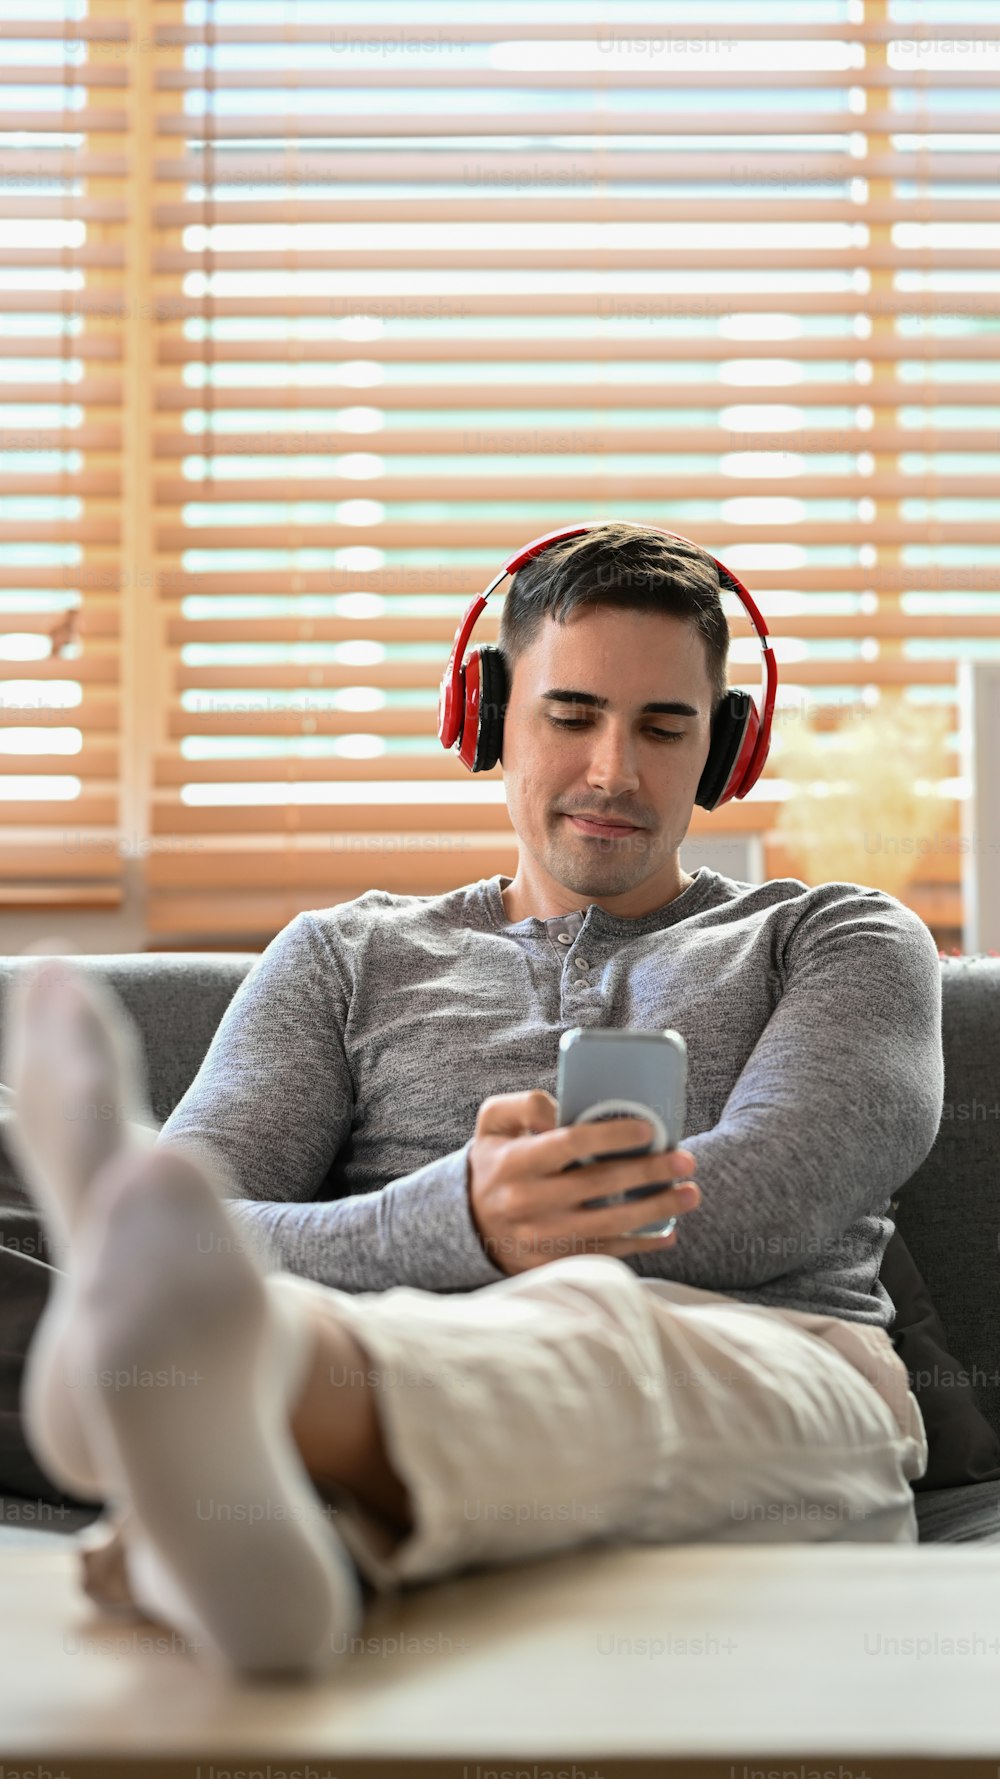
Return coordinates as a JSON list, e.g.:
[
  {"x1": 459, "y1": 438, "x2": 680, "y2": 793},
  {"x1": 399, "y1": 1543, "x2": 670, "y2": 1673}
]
[{"x1": 1, "y1": 523, "x2": 942, "y2": 1676}]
